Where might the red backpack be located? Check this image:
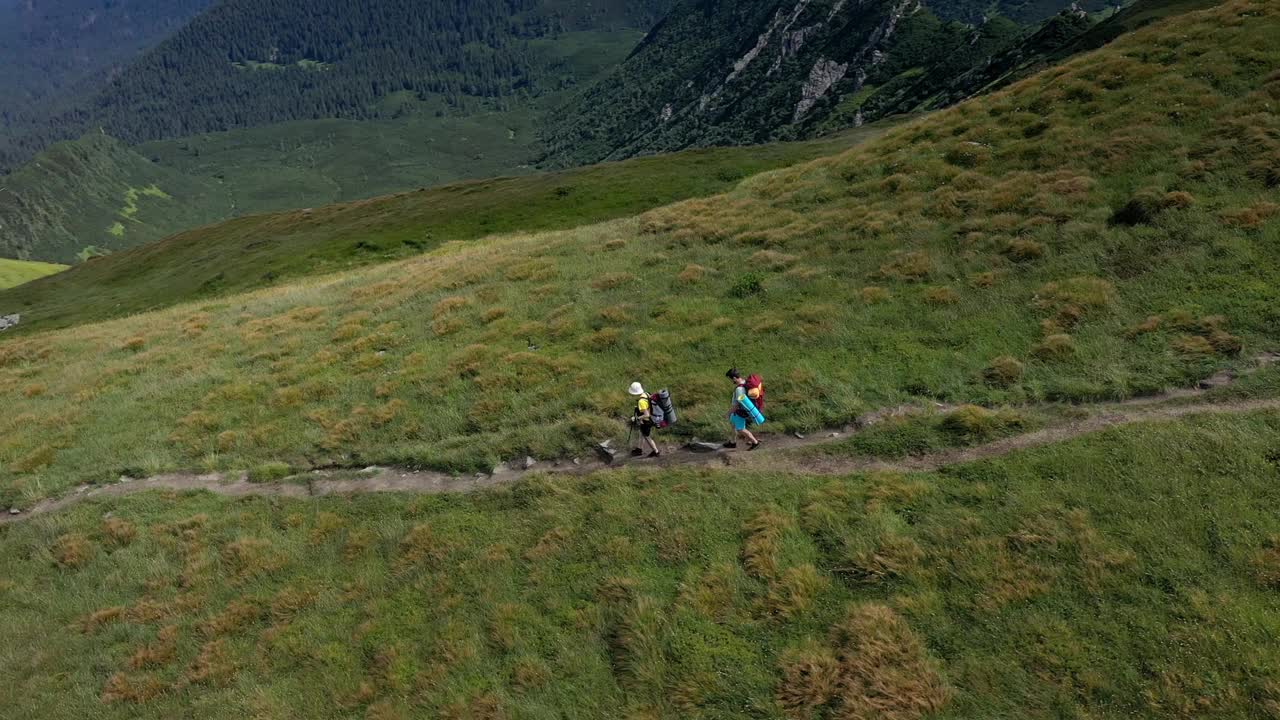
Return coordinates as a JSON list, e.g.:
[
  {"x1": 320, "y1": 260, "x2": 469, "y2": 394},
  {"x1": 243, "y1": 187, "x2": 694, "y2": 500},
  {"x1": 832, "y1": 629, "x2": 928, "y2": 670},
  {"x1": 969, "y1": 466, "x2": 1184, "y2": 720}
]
[{"x1": 744, "y1": 374, "x2": 764, "y2": 410}]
